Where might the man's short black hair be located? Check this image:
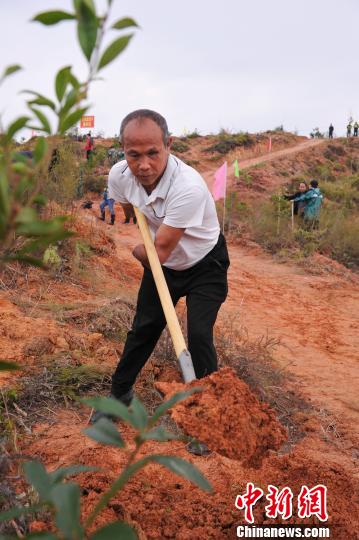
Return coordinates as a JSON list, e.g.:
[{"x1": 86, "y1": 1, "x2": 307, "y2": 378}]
[
  {"x1": 310, "y1": 180, "x2": 319, "y2": 188},
  {"x1": 120, "y1": 109, "x2": 170, "y2": 145}
]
